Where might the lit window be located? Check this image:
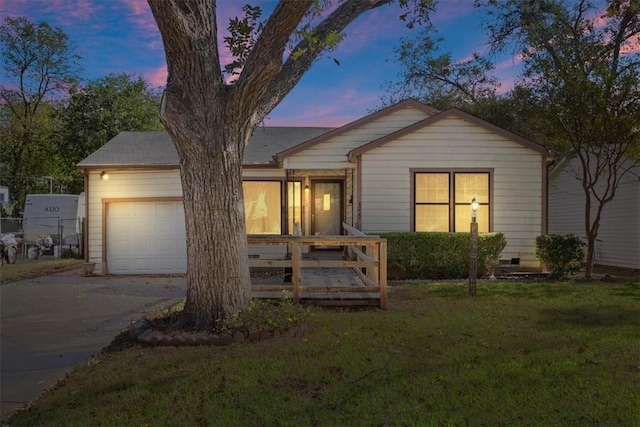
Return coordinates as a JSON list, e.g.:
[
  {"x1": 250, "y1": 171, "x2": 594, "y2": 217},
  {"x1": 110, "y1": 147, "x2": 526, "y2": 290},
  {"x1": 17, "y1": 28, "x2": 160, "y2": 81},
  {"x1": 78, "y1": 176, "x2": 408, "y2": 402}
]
[
  {"x1": 287, "y1": 182, "x2": 302, "y2": 235},
  {"x1": 243, "y1": 181, "x2": 281, "y2": 234},
  {"x1": 414, "y1": 172, "x2": 490, "y2": 232}
]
